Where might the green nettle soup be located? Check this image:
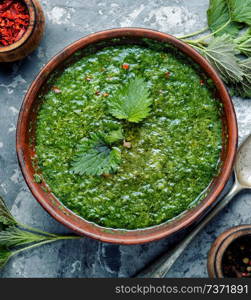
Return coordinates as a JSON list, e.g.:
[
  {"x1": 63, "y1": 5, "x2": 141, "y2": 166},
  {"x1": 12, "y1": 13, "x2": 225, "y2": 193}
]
[{"x1": 35, "y1": 40, "x2": 222, "y2": 230}]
